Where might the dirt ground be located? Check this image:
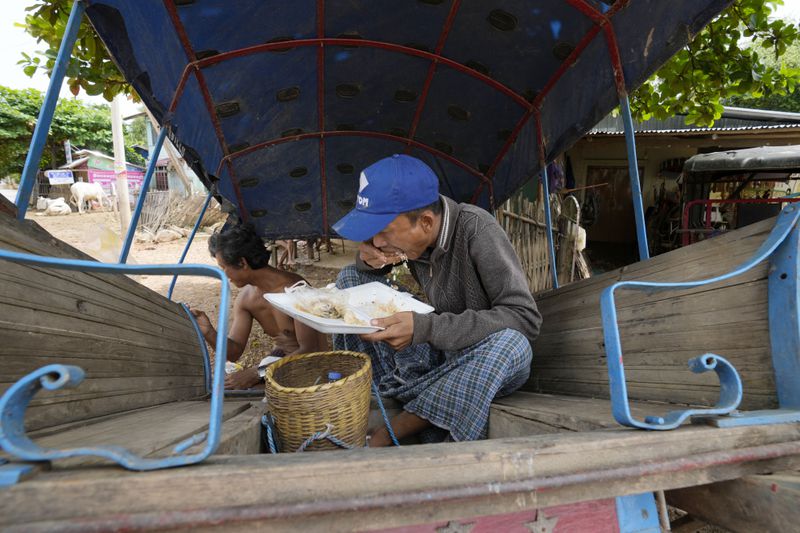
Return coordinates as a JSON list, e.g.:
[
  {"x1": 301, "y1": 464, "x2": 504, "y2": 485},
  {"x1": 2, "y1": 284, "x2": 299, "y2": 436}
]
[{"x1": 28, "y1": 210, "x2": 345, "y2": 368}]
